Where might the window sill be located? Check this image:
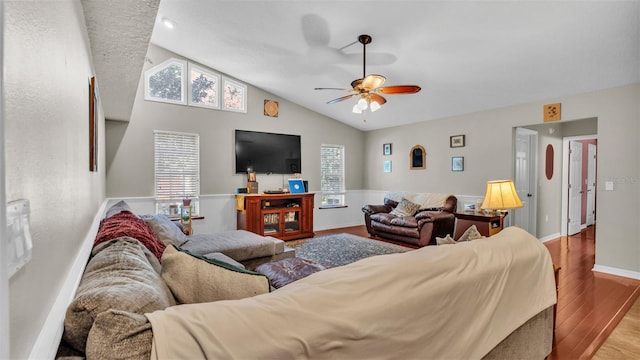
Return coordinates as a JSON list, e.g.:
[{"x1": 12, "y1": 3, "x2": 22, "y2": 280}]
[{"x1": 319, "y1": 205, "x2": 348, "y2": 210}]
